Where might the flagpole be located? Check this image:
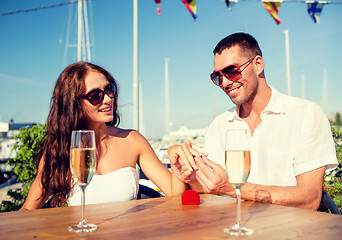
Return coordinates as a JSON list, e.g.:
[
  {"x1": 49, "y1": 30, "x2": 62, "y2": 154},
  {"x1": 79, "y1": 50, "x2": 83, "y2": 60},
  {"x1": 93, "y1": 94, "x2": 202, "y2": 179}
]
[
  {"x1": 133, "y1": 0, "x2": 139, "y2": 131},
  {"x1": 283, "y1": 29, "x2": 291, "y2": 96}
]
